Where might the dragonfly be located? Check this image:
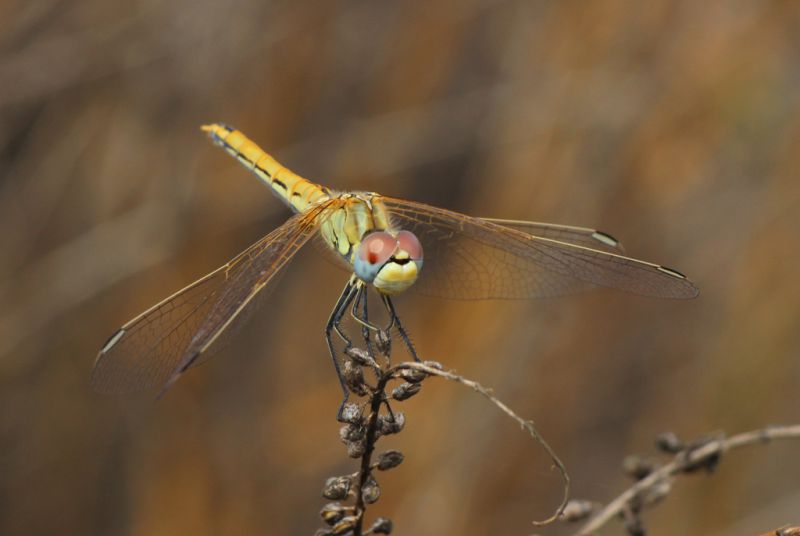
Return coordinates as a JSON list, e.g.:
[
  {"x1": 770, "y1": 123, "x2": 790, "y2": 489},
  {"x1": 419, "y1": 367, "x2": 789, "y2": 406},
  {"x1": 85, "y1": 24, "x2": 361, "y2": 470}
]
[{"x1": 91, "y1": 124, "x2": 699, "y2": 413}]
